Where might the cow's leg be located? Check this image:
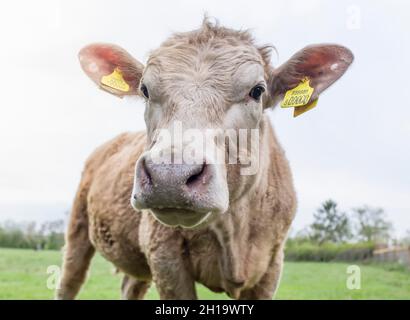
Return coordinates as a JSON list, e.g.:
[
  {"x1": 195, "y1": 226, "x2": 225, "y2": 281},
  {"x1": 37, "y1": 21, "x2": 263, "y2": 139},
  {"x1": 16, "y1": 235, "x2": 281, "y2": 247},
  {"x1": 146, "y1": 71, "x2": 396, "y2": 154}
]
[
  {"x1": 148, "y1": 230, "x2": 197, "y2": 300},
  {"x1": 121, "y1": 275, "x2": 151, "y2": 300},
  {"x1": 239, "y1": 246, "x2": 284, "y2": 300},
  {"x1": 56, "y1": 188, "x2": 95, "y2": 300}
]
